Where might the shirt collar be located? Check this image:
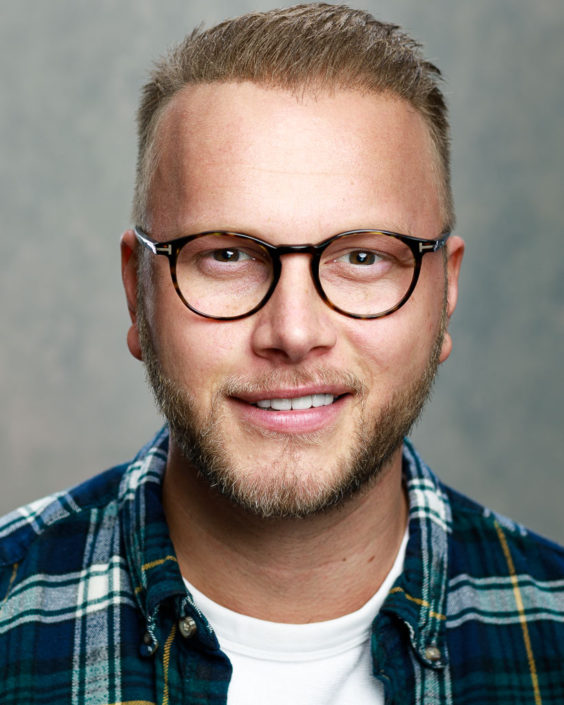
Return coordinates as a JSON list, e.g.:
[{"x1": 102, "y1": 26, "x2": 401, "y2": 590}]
[
  {"x1": 379, "y1": 438, "x2": 451, "y2": 669},
  {"x1": 119, "y1": 428, "x2": 220, "y2": 652}
]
